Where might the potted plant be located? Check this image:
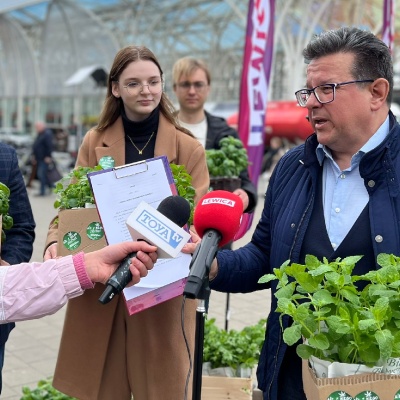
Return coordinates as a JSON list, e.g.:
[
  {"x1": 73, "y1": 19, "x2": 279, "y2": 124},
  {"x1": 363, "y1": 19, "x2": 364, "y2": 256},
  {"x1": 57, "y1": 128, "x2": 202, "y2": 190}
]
[
  {"x1": 201, "y1": 317, "x2": 266, "y2": 400},
  {"x1": 259, "y1": 254, "x2": 400, "y2": 398},
  {"x1": 206, "y1": 136, "x2": 250, "y2": 192},
  {"x1": 170, "y1": 163, "x2": 195, "y2": 225},
  {"x1": 52, "y1": 164, "x2": 107, "y2": 256},
  {"x1": 21, "y1": 378, "x2": 76, "y2": 400},
  {"x1": 0, "y1": 182, "x2": 13, "y2": 242},
  {"x1": 53, "y1": 165, "x2": 103, "y2": 210}
]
